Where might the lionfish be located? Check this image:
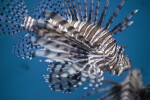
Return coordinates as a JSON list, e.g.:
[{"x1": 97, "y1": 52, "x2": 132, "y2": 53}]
[
  {"x1": 82, "y1": 69, "x2": 150, "y2": 100},
  {"x1": 0, "y1": 0, "x2": 137, "y2": 93}
]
